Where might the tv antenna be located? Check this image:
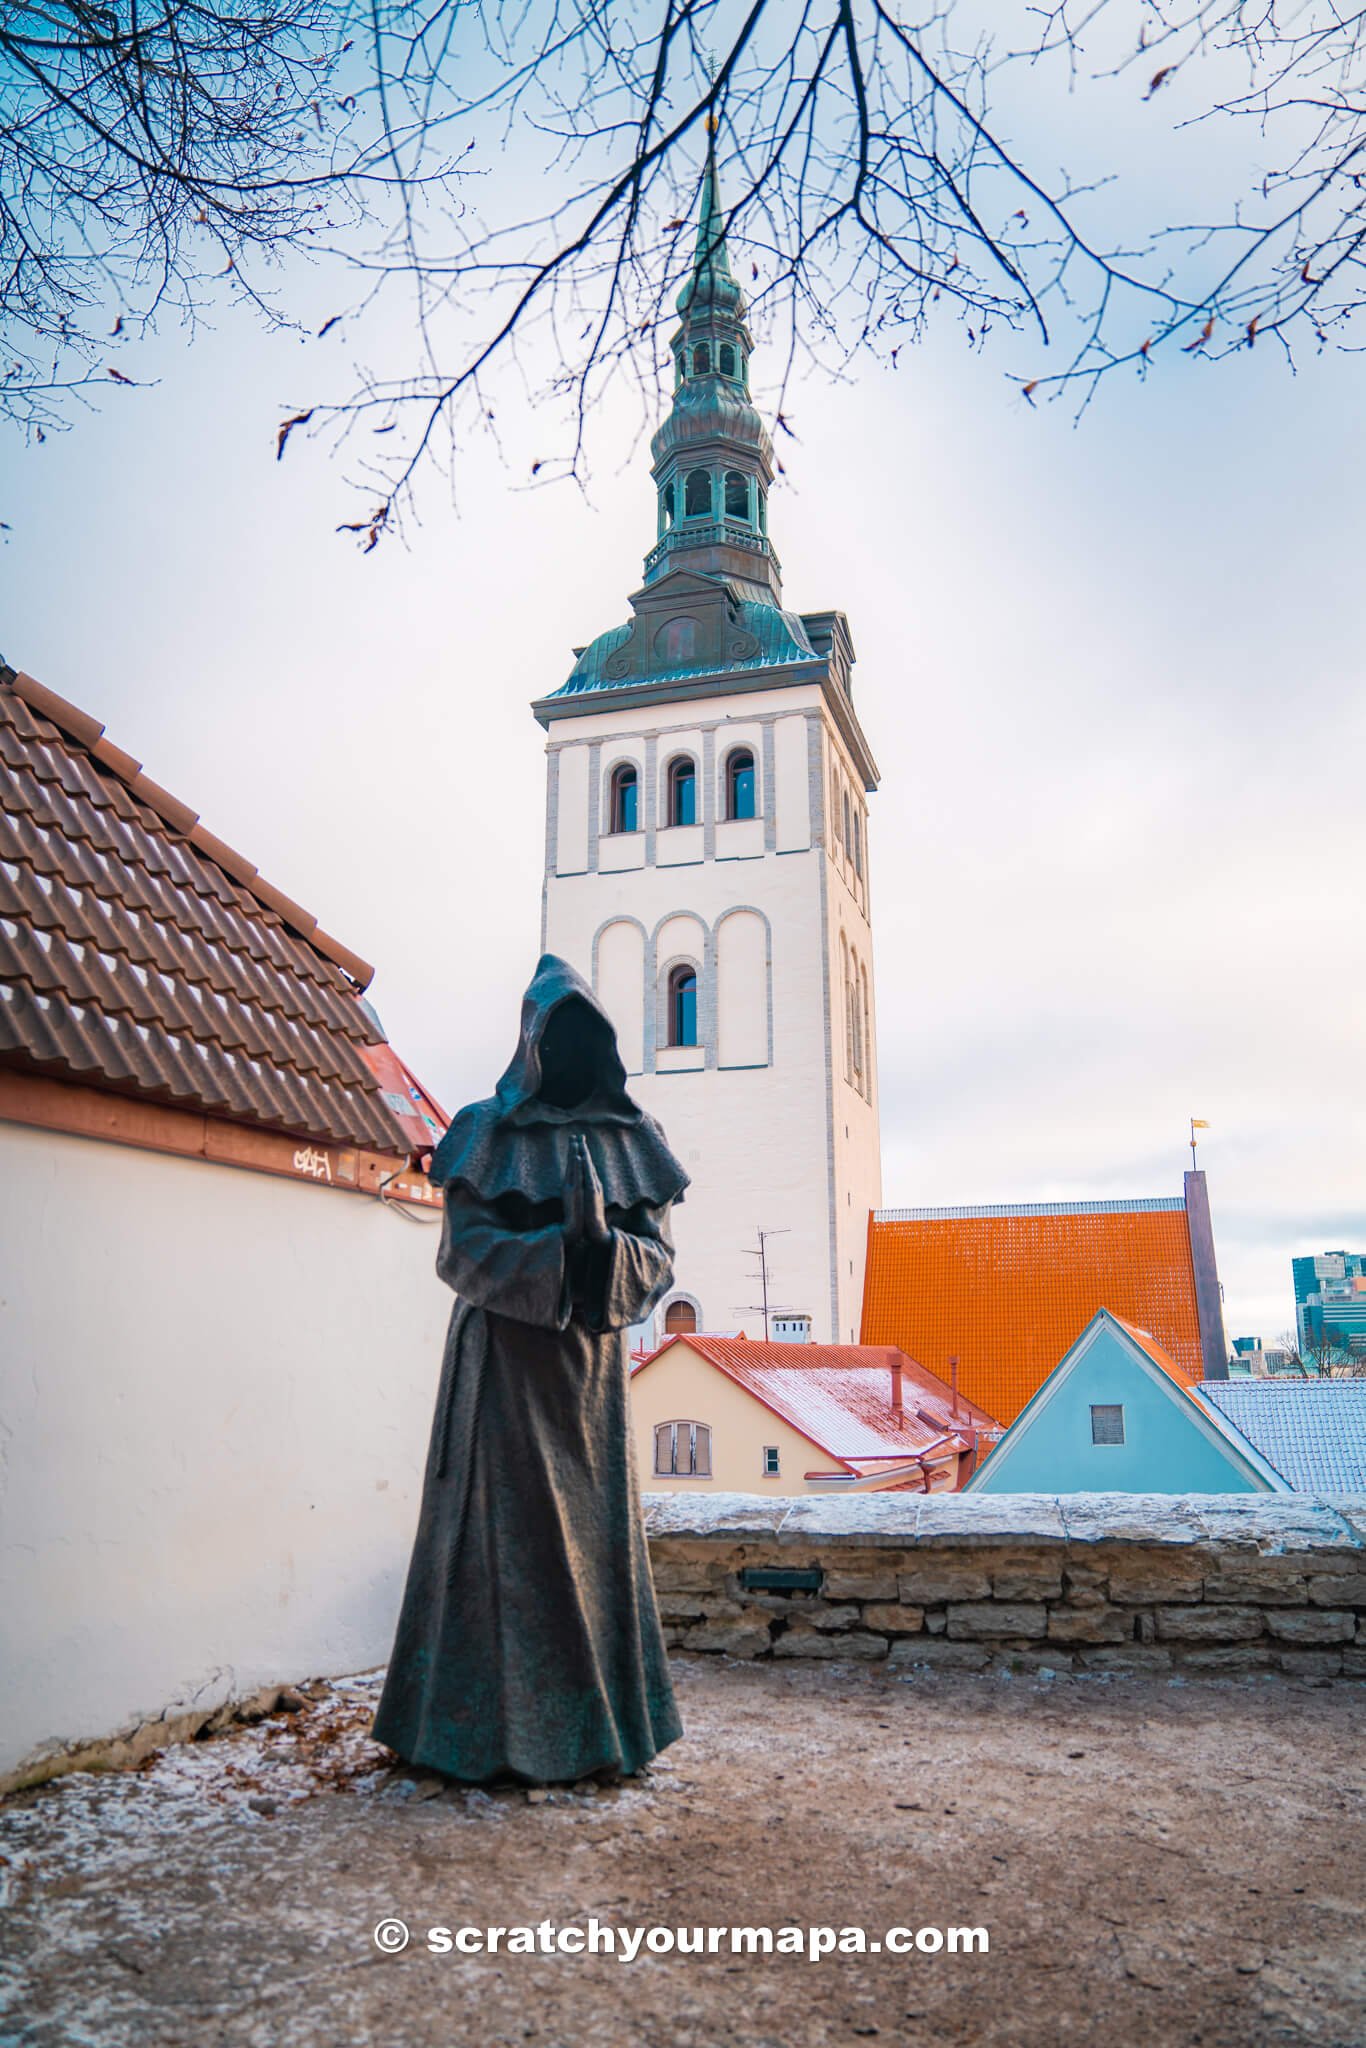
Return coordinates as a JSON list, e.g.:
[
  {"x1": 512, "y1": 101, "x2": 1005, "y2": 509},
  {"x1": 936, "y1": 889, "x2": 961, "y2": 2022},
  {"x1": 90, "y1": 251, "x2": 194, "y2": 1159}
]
[{"x1": 733, "y1": 1226, "x2": 792, "y2": 1341}]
